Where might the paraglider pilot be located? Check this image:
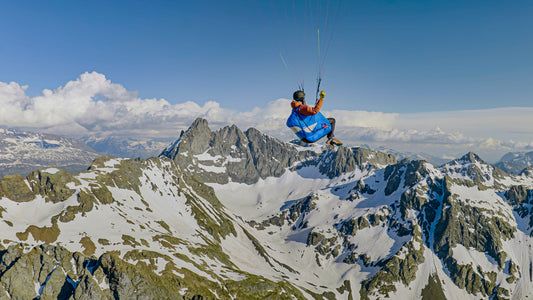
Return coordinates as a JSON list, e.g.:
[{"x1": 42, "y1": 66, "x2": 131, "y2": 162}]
[{"x1": 290, "y1": 90, "x2": 343, "y2": 147}]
